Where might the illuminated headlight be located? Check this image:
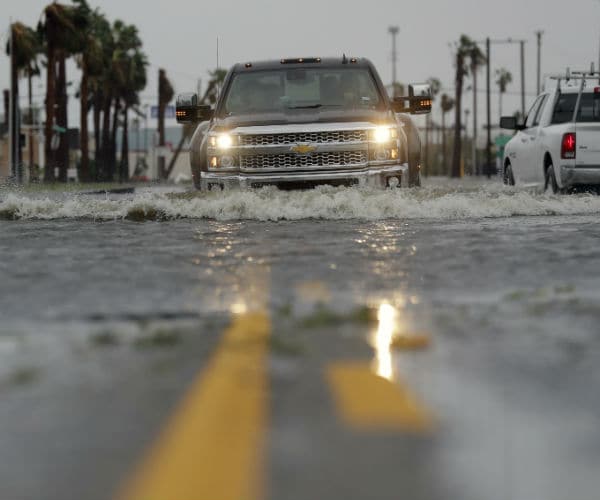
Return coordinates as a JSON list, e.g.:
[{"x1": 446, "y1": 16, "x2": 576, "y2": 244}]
[
  {"x1": 209, "y1": 133, "x2": 234, "y2": 149},
  {"x1": 372, "y1": 126, "x2": 398, "y2": 143}
]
